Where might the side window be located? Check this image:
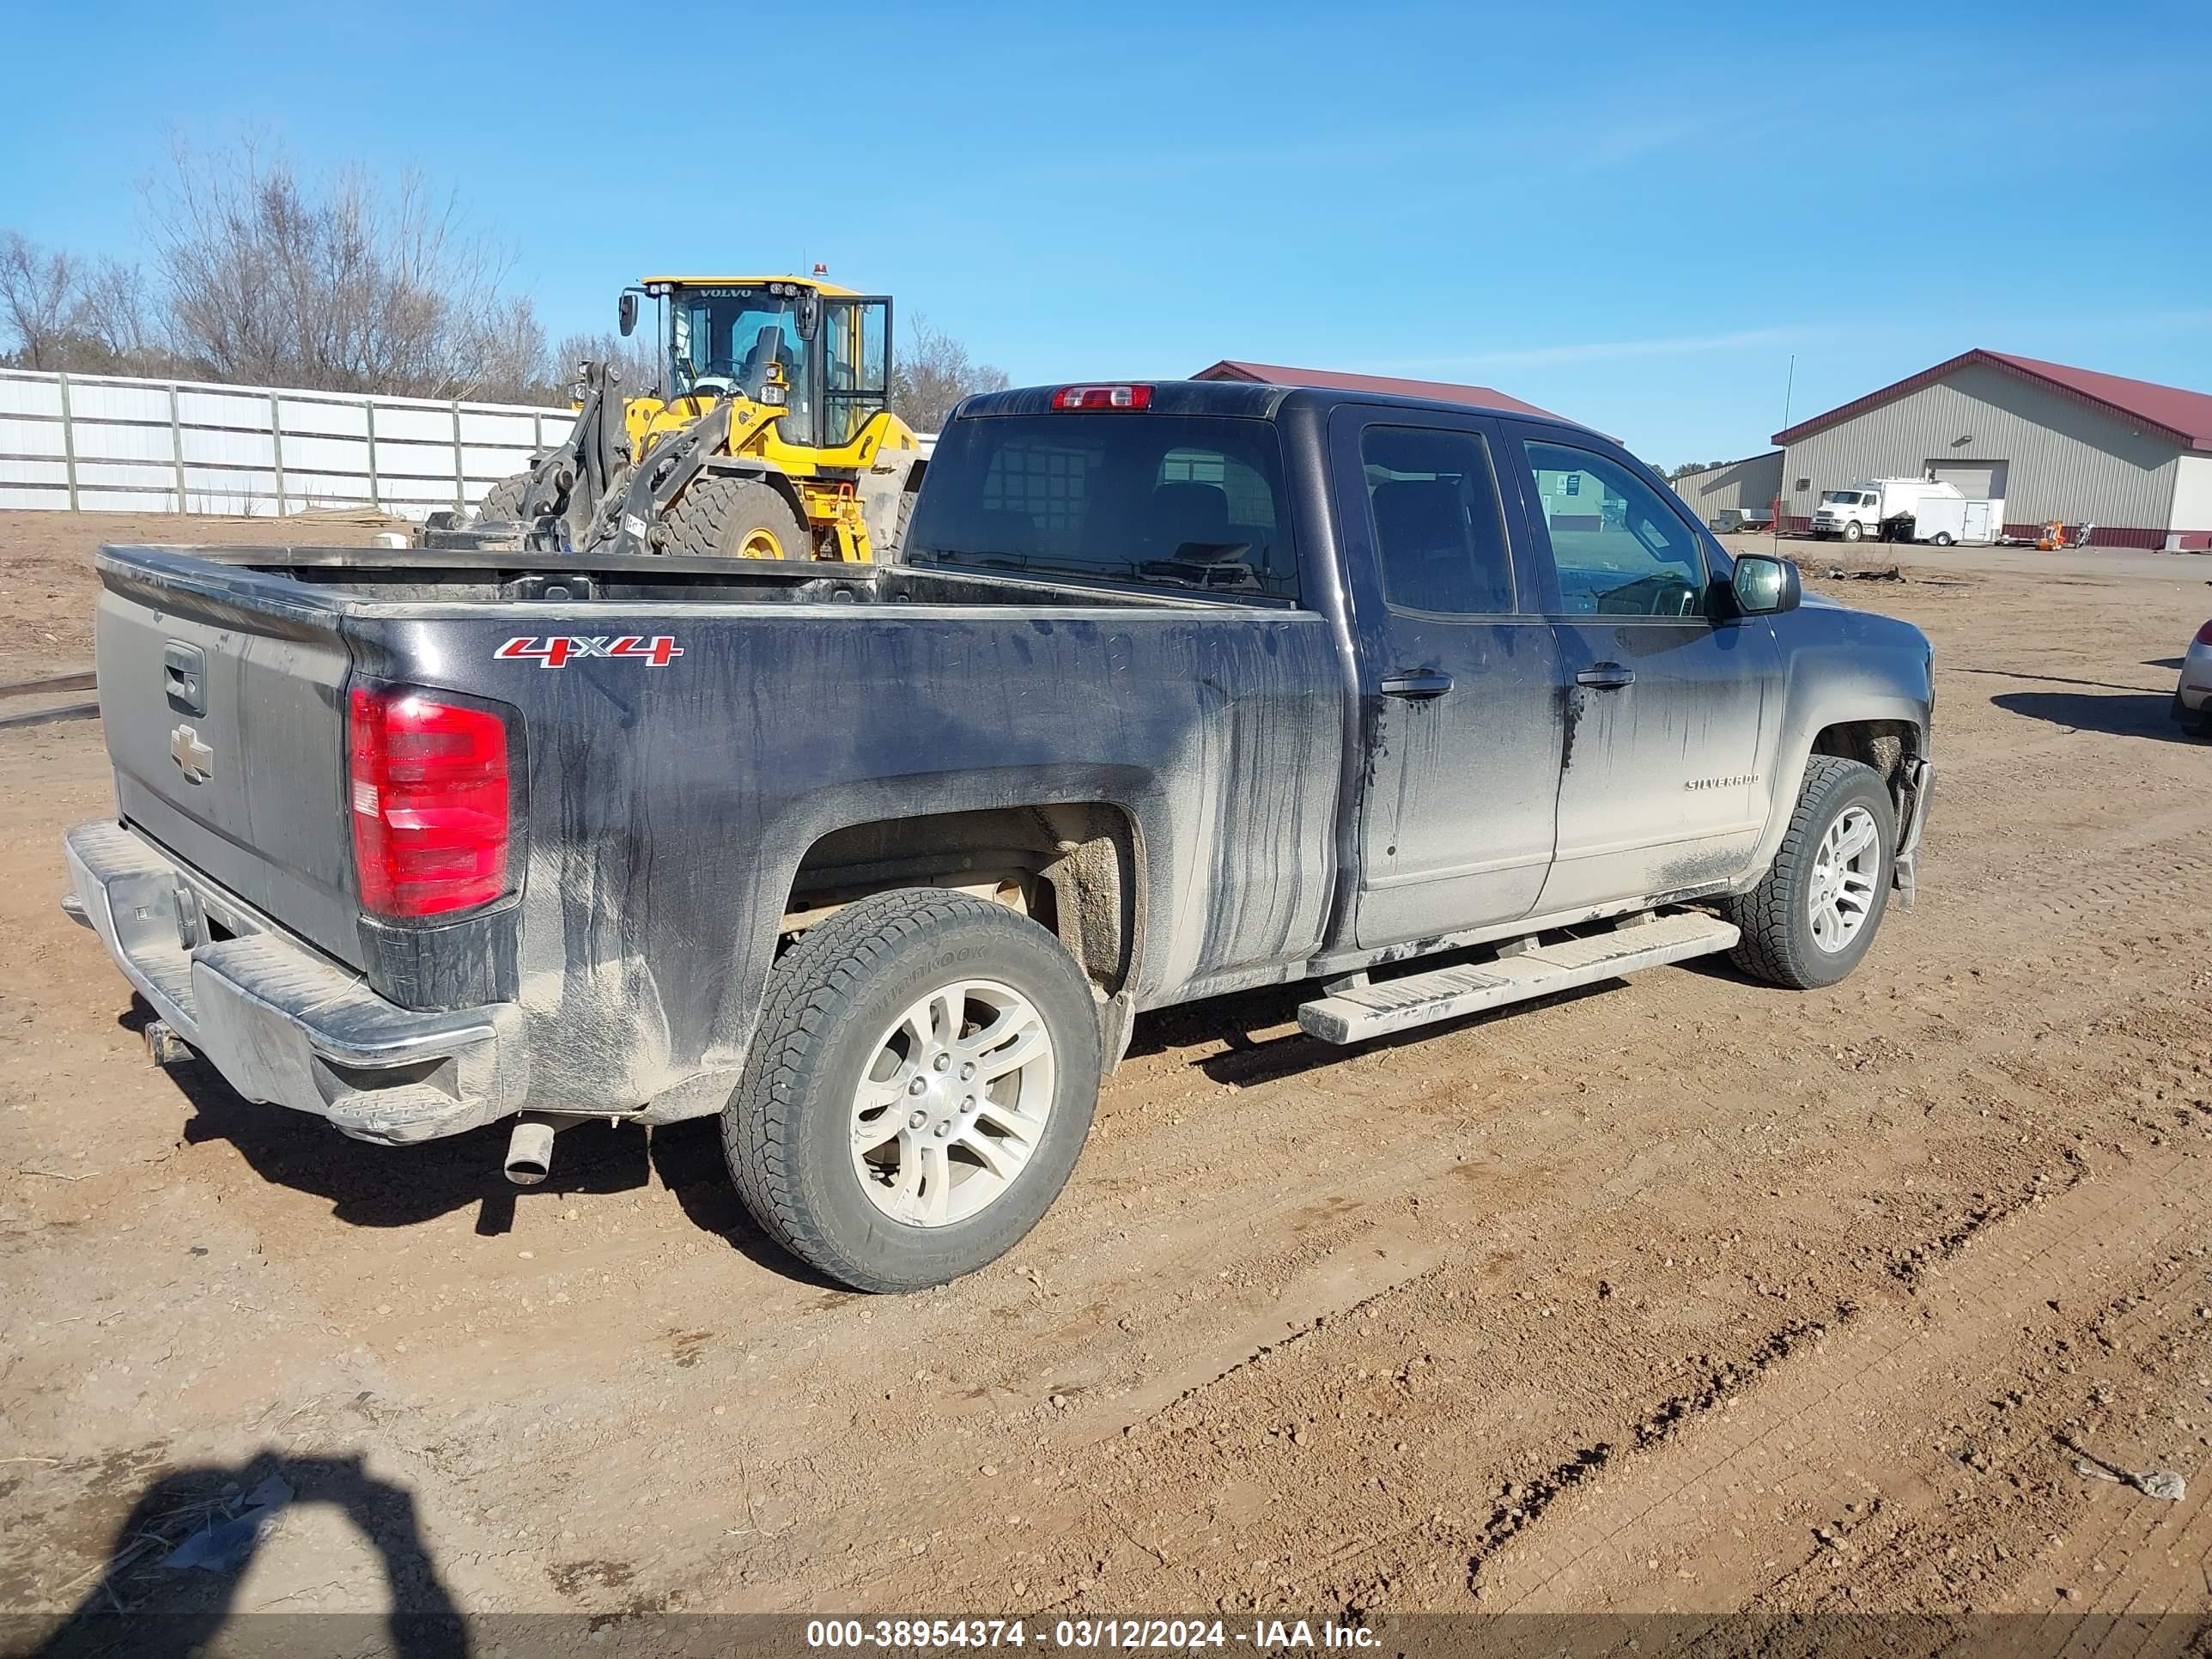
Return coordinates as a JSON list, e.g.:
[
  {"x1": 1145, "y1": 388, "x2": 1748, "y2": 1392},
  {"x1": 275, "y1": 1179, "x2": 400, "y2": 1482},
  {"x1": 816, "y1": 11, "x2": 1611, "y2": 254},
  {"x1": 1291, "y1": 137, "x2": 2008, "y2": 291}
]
[
  {"x1": 1523, "y1": 440, "x2": 1707, "y2": 618},
  {"x1": 1360, "y1": 426, "x2": 1516, "y2": 617}
]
